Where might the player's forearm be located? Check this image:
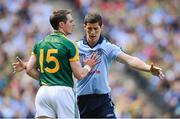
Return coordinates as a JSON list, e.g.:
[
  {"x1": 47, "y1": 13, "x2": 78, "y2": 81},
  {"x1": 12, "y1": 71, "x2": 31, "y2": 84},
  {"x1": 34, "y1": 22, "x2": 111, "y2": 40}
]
[
  {"x1": 70, "y1": 61, "x2": 92, "y2": 80},
  {"x1": 26, "y1": 68, "x2": 40, "y2": 80},
  {"x1": 79, "y1": 65, "x2": 91, "y2": 79},
  {"x1": 117, "y1": 53, "x2": 150, "y2": 72},
  {"x1": 73, "y1": 65, "x2": 91, "y2": 80},
  {"x1": 127, "y1": 57, "x2": 151, "y2": 72},
  {"x1": 71, "y1": 64, "x2": 91, "y2": 80},
  {"x1": 25, "y1": 55, "x2": 40, "y2": 80},
  {"x1": 23, "y1": 61, "x2": 40, "y2": 80}
]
